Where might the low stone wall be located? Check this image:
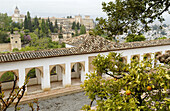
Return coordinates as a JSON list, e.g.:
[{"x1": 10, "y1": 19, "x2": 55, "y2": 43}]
[
  {"x1": 71, "y1": 72, "x2": 80, "y2": 79},
  {"x1": 2, "y1": 81, "x2": 15, "y2": 90},
  {"x1": 27, "y1": 78, "x2": 38, "y2": 86},
  {"x1": 50, "y1": 75, "x2": 58, "y2": 82},
  {"x1": 0, "y1": 43, "x2": 11, "y2": 52}
]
